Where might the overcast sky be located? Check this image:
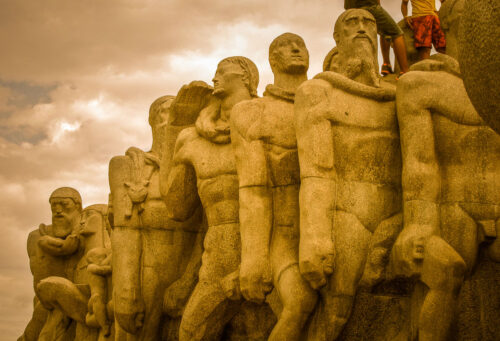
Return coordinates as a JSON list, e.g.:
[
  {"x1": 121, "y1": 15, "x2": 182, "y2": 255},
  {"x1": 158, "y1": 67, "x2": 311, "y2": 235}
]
[{"x1": 0, "y1": 0, "x2": 420, "y2": 338}]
